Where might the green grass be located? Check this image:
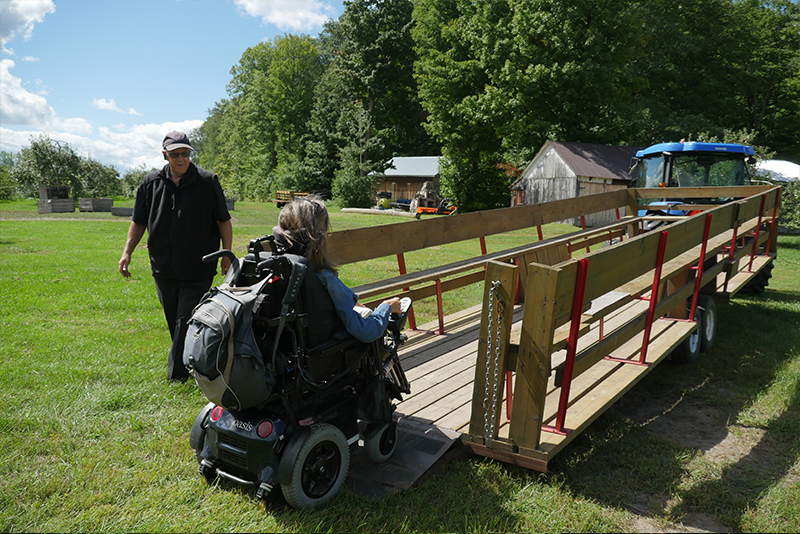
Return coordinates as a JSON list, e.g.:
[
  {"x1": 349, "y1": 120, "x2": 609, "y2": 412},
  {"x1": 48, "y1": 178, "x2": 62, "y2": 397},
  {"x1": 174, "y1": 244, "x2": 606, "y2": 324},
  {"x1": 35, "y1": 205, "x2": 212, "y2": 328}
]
[{"x1": 1, "y1": 199, "x2": 798, "y2": 532}]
